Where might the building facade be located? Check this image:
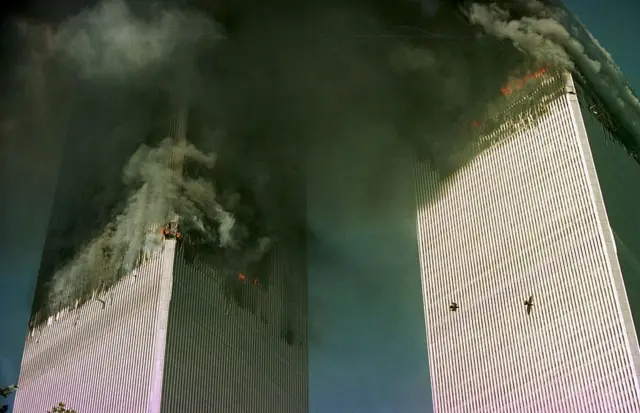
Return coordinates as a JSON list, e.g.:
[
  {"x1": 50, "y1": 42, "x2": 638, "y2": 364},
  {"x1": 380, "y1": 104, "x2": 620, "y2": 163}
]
[
  {"x1": 13, "y1": 104, "x2": 308, "y2": 413},
  {"x1": 160, "y1": 240, "x2": 308, "y2": 413},
  {"x1": 14, "y1": 242, "x2": 178, "y2": 412},
  {"x1": 414, "y1": 71, "x2": 640, "y2": 411}
]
